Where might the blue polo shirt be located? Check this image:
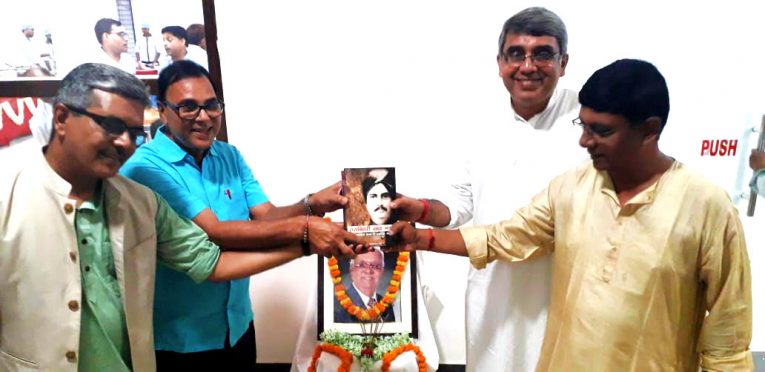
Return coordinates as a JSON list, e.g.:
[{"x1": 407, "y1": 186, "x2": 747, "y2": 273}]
[{"x1": 120, "y1": 128, "x2": 268, "y2": 352}]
